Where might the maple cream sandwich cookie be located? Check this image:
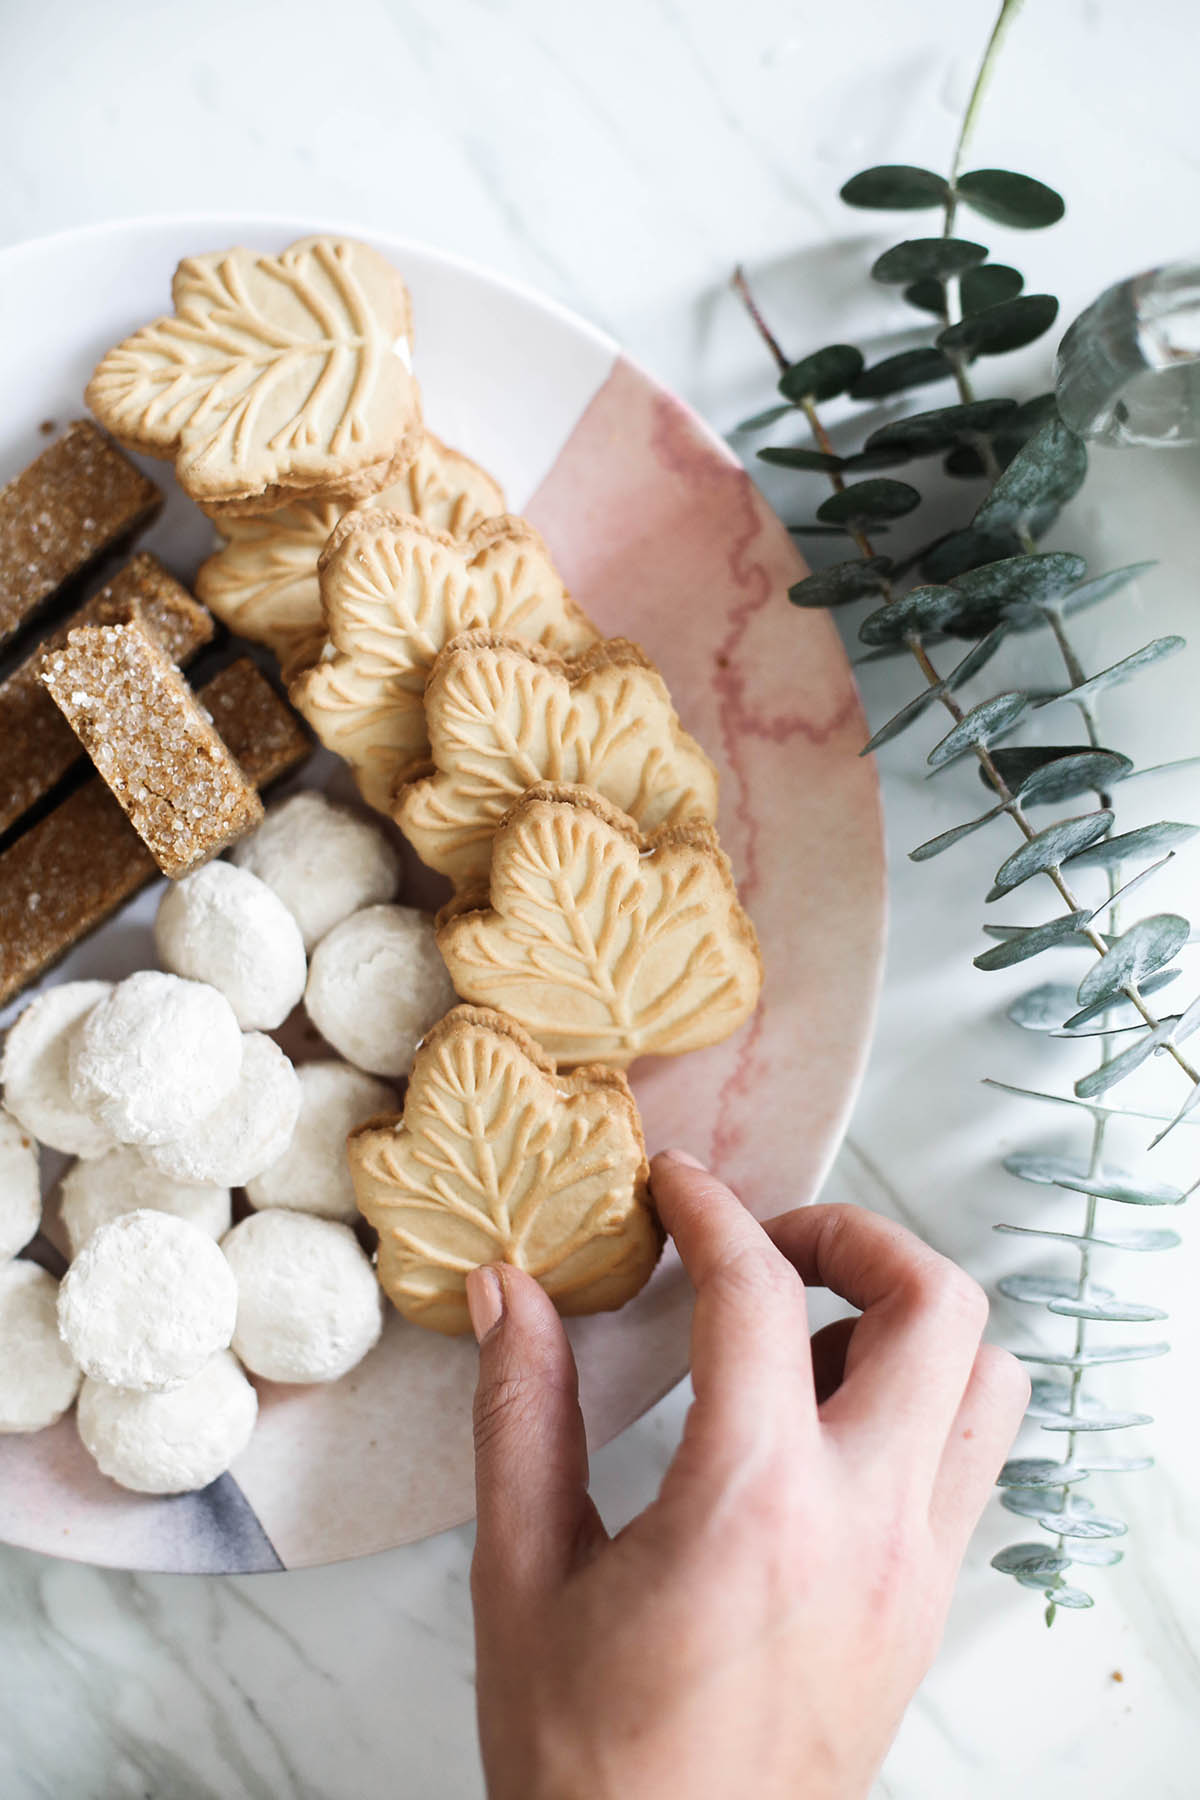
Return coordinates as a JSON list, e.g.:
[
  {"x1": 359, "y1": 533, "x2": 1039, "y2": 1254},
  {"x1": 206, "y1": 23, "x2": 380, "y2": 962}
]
[
  {"x1": 291, "y1": 511, "x2": 598, "y2": 811},
  {"x1": 395, "y1": 630, "x2": 720, "y2": 885},
  {"x1": 86, "y1": 237, "x2": 422, "y2": 513},
  {"x1": 437, "y1": 785, "x2": 763, "y2": 1068},
  {"x1": 349, "y1": 1005, "x2": 661, "y2": 1336},
  {"x1": 196, "y1": 434, "x2": 505, "y2": 677}
]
